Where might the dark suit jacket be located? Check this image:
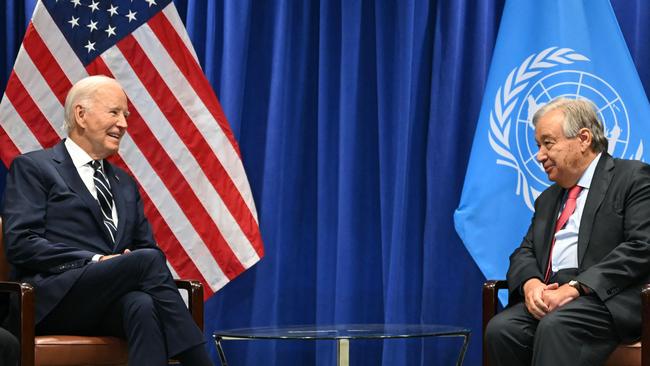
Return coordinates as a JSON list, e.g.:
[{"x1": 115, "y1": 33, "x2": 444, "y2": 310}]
[
  {"x1": 1, "y1": 140, "x2": 159, "y2": 323},
  {"x1": 507, "y1": 153, "x2": 650, "y2": 342}
]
